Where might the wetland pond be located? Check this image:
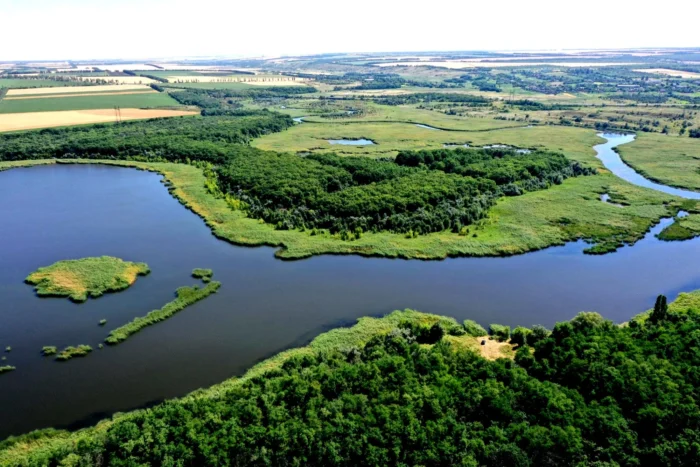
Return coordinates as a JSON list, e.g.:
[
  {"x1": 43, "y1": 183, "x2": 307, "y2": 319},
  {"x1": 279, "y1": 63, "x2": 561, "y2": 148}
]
[
  {"x1": 2, "y1": 133, "x2": 700, "y2": 438},
  {"x1": 328, "y1": 139, "x2": 374, "y2": 145}
]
